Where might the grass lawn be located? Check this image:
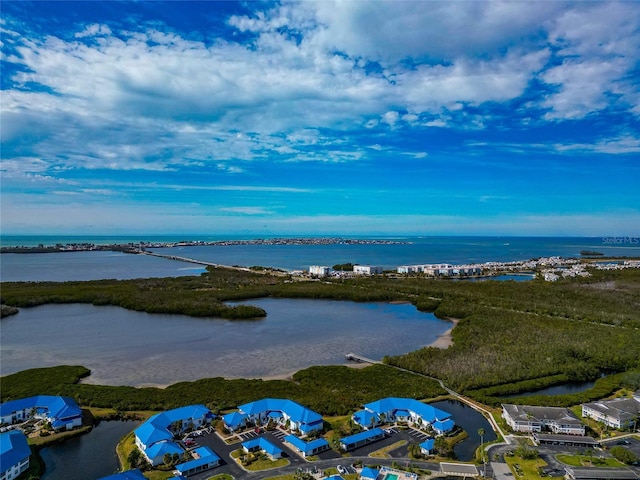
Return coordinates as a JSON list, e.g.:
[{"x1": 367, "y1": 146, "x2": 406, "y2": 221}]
[
  {"x1": 263, "y1": 475, "x2": 296, "y2": 480},
  {"x1": 208, "y1": 475, "x2": 234, "y2": 480},
  {"x1": 231, "y1": 449, "x2": 290, "y2": 471},
  {"x1": 556, "y1": 454, "x2": 625, "y2": 468},
  {"x1": 505, "y1": 455, "x2": 547, "y2": 480},
  {"x1": 369, "y1": 440, "x2": 408, "y2": 458},
  {"x1": 143, "y1": 471, "x2": 175, "y2": 480}
]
